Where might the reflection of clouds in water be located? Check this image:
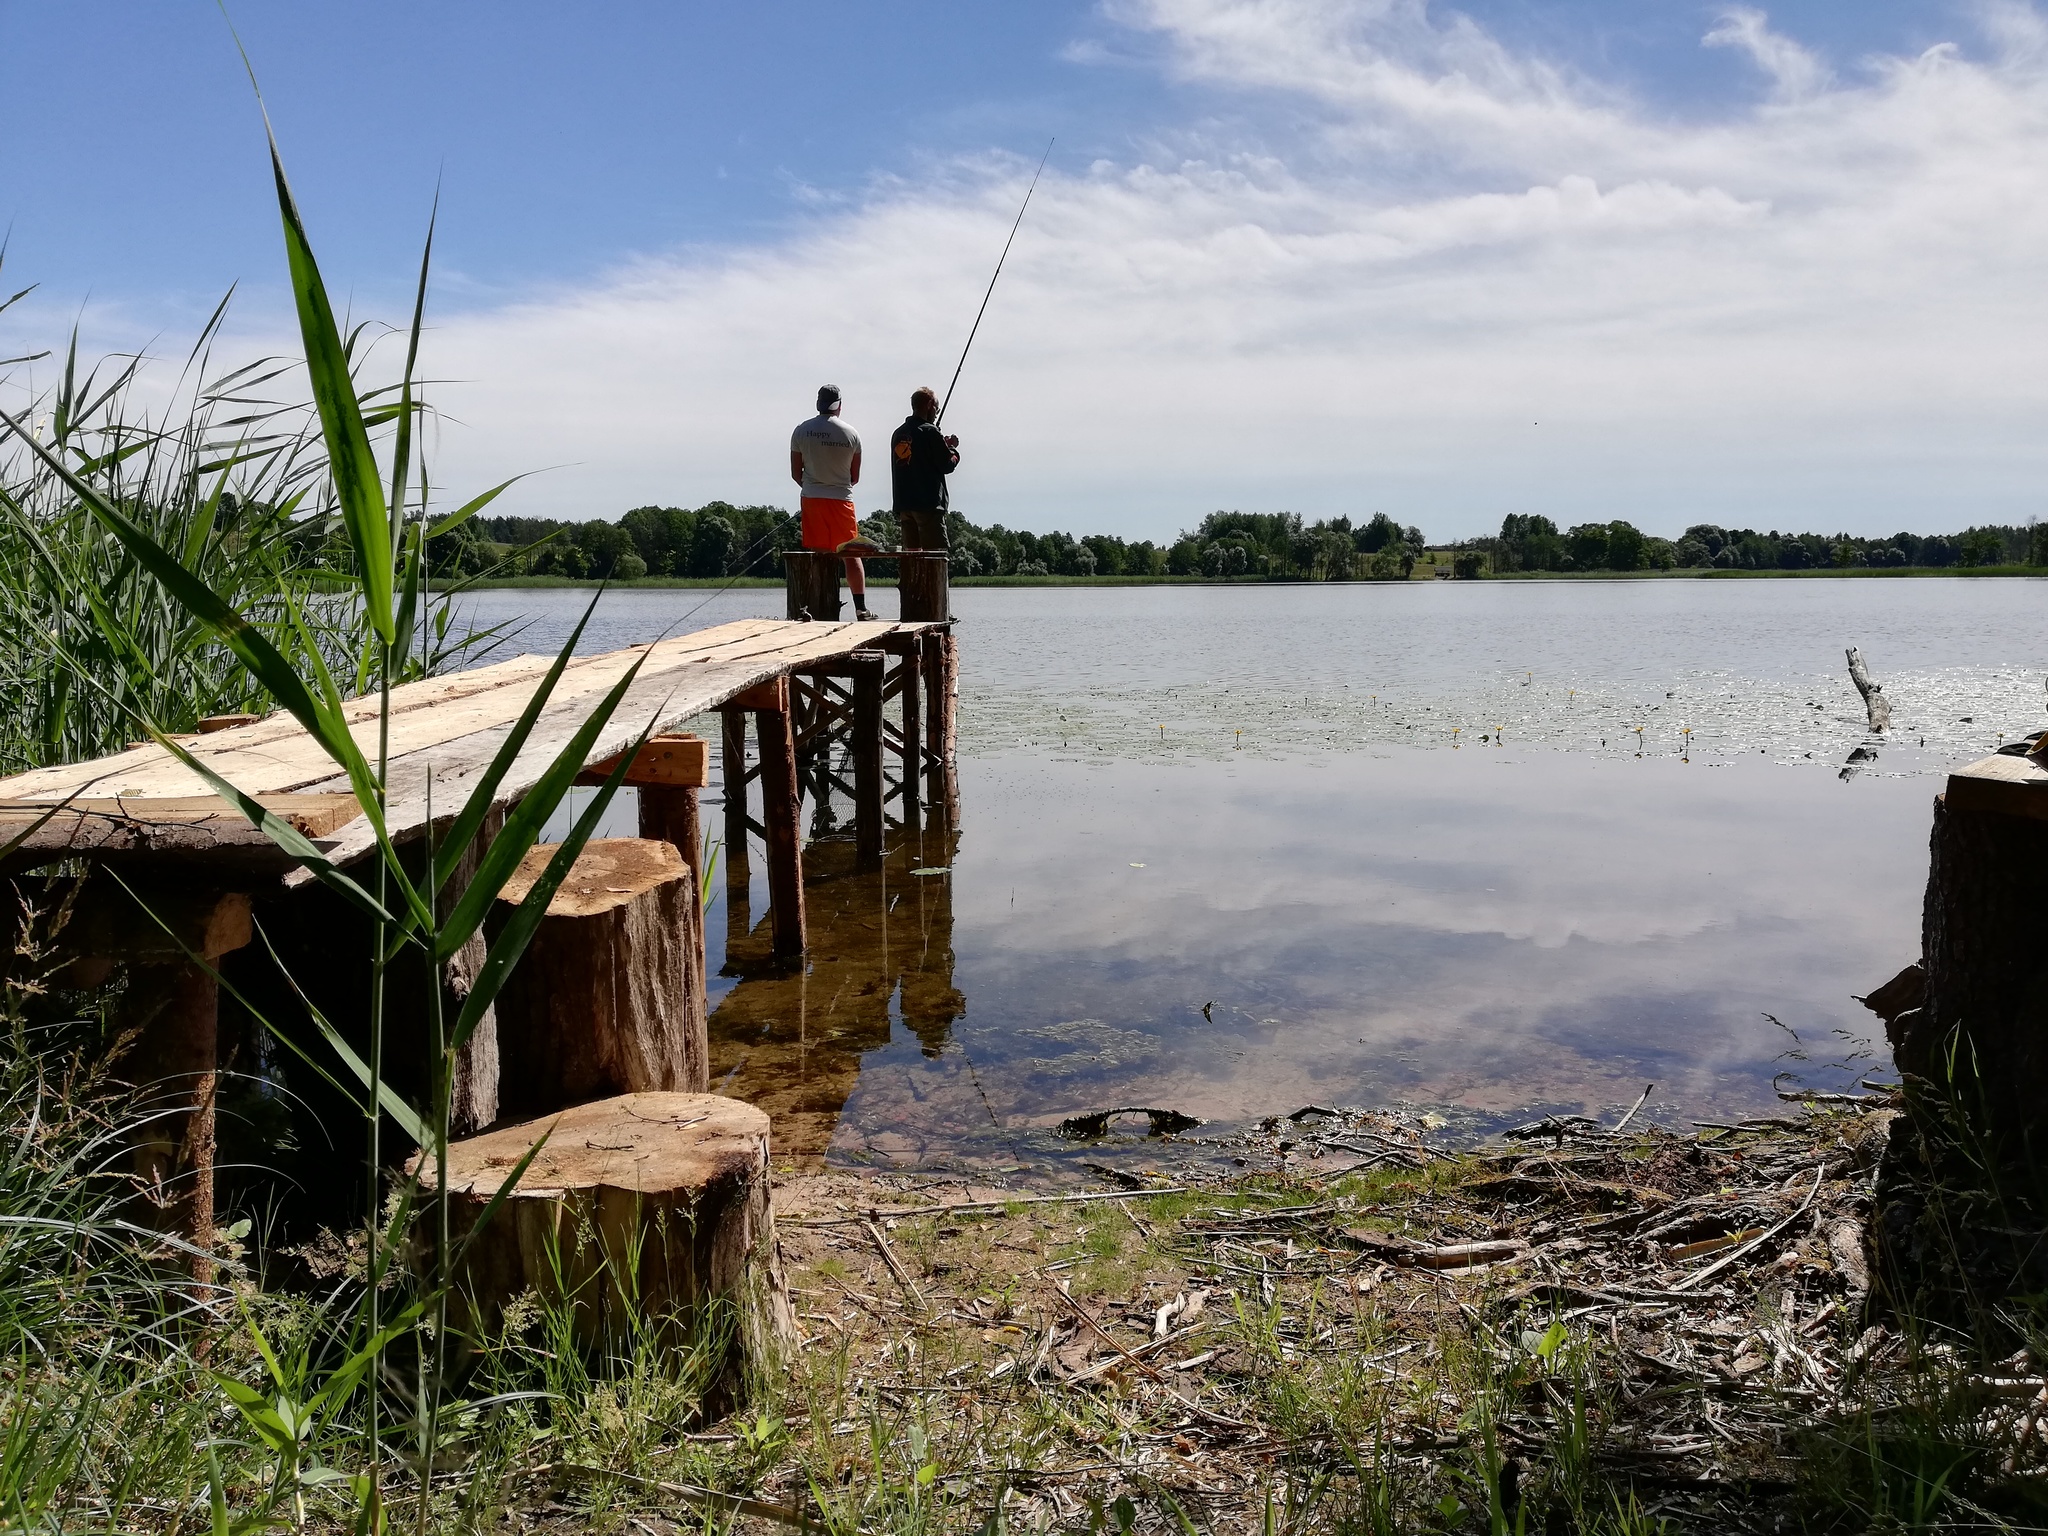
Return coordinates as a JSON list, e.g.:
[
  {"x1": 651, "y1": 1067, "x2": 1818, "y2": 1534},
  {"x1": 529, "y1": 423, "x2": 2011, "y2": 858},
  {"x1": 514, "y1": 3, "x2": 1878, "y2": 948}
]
[
  {"x1": 936, "y1": 749, "x2": 1918, "y2": 1133},
  {"x1": 963, "y1": 749, "x2": 1927, "y2": 954}
]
